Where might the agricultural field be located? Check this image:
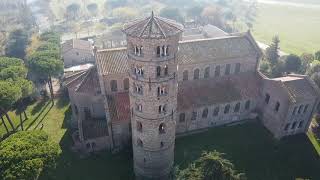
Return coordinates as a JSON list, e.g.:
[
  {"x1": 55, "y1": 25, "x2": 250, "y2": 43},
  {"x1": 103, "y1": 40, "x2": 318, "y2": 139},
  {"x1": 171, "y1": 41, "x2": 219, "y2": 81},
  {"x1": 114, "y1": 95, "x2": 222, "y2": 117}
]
[{"x1": 252, "y1": 3, "x2": 320, "y2": 55}]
